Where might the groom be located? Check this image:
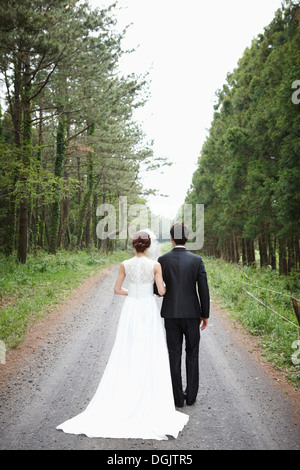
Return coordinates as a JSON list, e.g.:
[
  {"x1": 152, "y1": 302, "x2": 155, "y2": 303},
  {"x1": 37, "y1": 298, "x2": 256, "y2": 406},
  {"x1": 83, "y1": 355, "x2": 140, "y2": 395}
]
[{"x1": 157, "y1": 222, "x2": 210, "y2": 408}]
